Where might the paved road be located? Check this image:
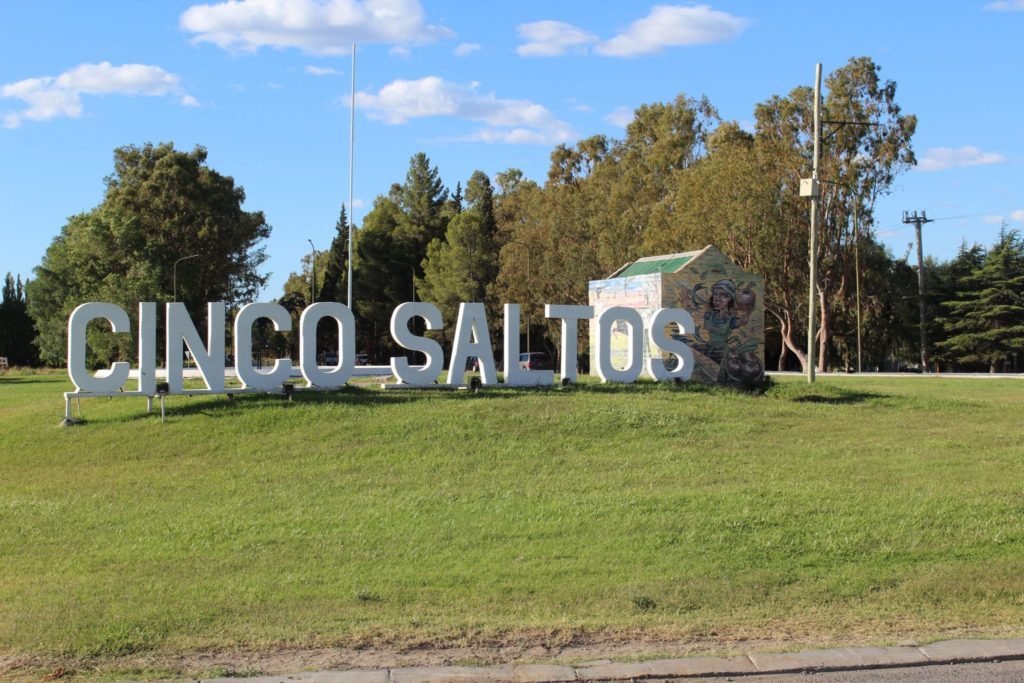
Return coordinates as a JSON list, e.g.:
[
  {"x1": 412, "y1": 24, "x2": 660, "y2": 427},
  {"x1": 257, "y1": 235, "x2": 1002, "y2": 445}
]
[
  {"x1": 181, "y1": 641, "x2": 1024, "y2": 683},
  {"x1": 767, "y1": 371, "x2": 1023, "y2": 379},
  {"x1": 682, "y1": 659, "x2": 1024, "y2": 681}
]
